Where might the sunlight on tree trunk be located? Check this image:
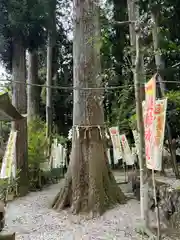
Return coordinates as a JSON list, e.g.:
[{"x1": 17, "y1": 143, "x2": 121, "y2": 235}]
[{"x1": 52, "y1": 0, "x2": 126, "y2": 216}]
